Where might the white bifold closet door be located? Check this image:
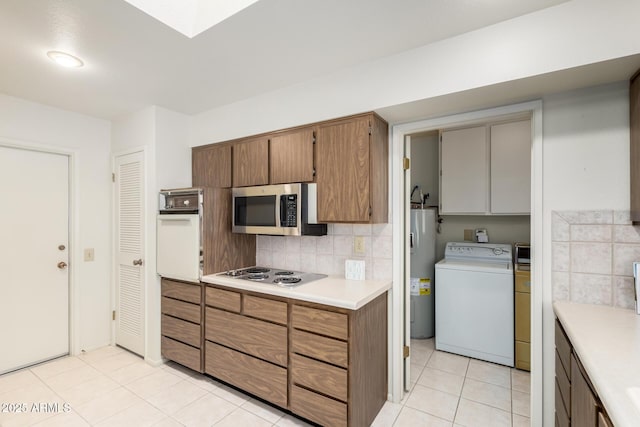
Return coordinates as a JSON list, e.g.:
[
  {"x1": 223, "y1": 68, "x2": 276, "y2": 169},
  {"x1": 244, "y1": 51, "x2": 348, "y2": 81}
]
[{"x1": 114, "y1": 151, "x2": 145, "y2": 356}]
